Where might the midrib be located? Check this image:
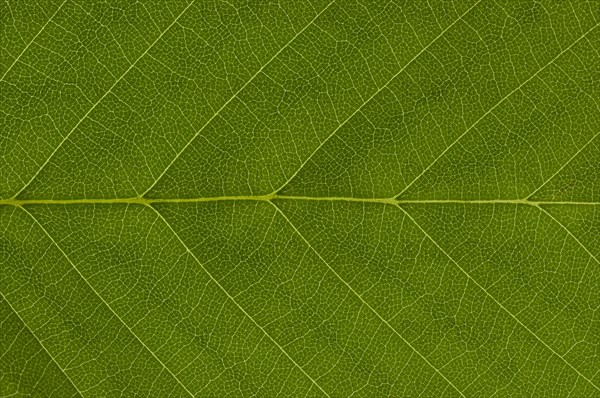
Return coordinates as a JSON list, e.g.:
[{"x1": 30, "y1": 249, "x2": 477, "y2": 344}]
[{"x1": 0, "y1": 195, "x2": 597, "y2": 206}]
